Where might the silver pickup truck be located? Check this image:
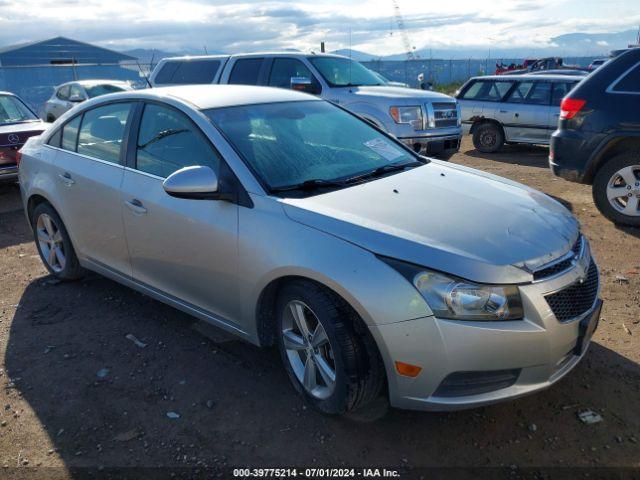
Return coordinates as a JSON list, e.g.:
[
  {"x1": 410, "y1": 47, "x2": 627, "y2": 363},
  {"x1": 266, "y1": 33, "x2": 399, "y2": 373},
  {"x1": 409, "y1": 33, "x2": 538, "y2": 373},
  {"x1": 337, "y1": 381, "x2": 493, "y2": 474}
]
[{"x1": 149, "y1": 52, "x2": 462, "y2": 159}]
